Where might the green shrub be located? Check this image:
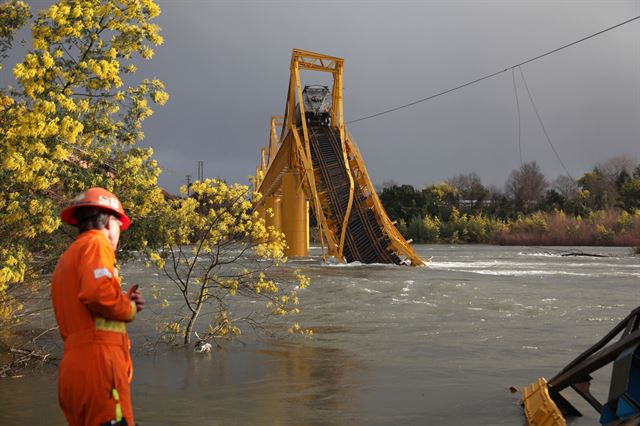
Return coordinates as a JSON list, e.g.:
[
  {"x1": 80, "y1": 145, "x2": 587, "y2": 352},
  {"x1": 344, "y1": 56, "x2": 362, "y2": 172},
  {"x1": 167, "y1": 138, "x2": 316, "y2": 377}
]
[
  {"x1": 422, "y1": 215, "x2": 441, "y2": 242},
  {"x1": 407, "y1": 216, "x2": 428, "y2": 243}
]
